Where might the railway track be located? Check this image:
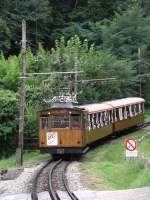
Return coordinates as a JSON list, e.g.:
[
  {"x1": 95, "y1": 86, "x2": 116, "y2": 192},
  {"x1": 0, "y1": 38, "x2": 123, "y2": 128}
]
[
  {"x1": 140, "y1": 121, "x2": 150, "y2": 129},
  {"x1": 31, "y1": 159, "x2": 79, "y2": 200},
  {"x1": 31, "y1": 159, "x2": 53, "y2": 200},
  {"x1": 49, "y1": 159, "x2": 79, "y2": 200}
]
